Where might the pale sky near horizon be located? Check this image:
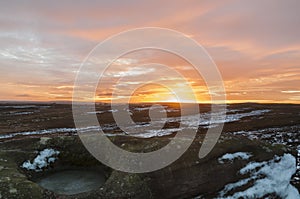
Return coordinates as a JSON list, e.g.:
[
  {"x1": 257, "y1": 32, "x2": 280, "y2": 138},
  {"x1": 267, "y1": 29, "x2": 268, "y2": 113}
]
[{"x1": 0, "y1": 0, "x2": 300, "y2": 103}]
